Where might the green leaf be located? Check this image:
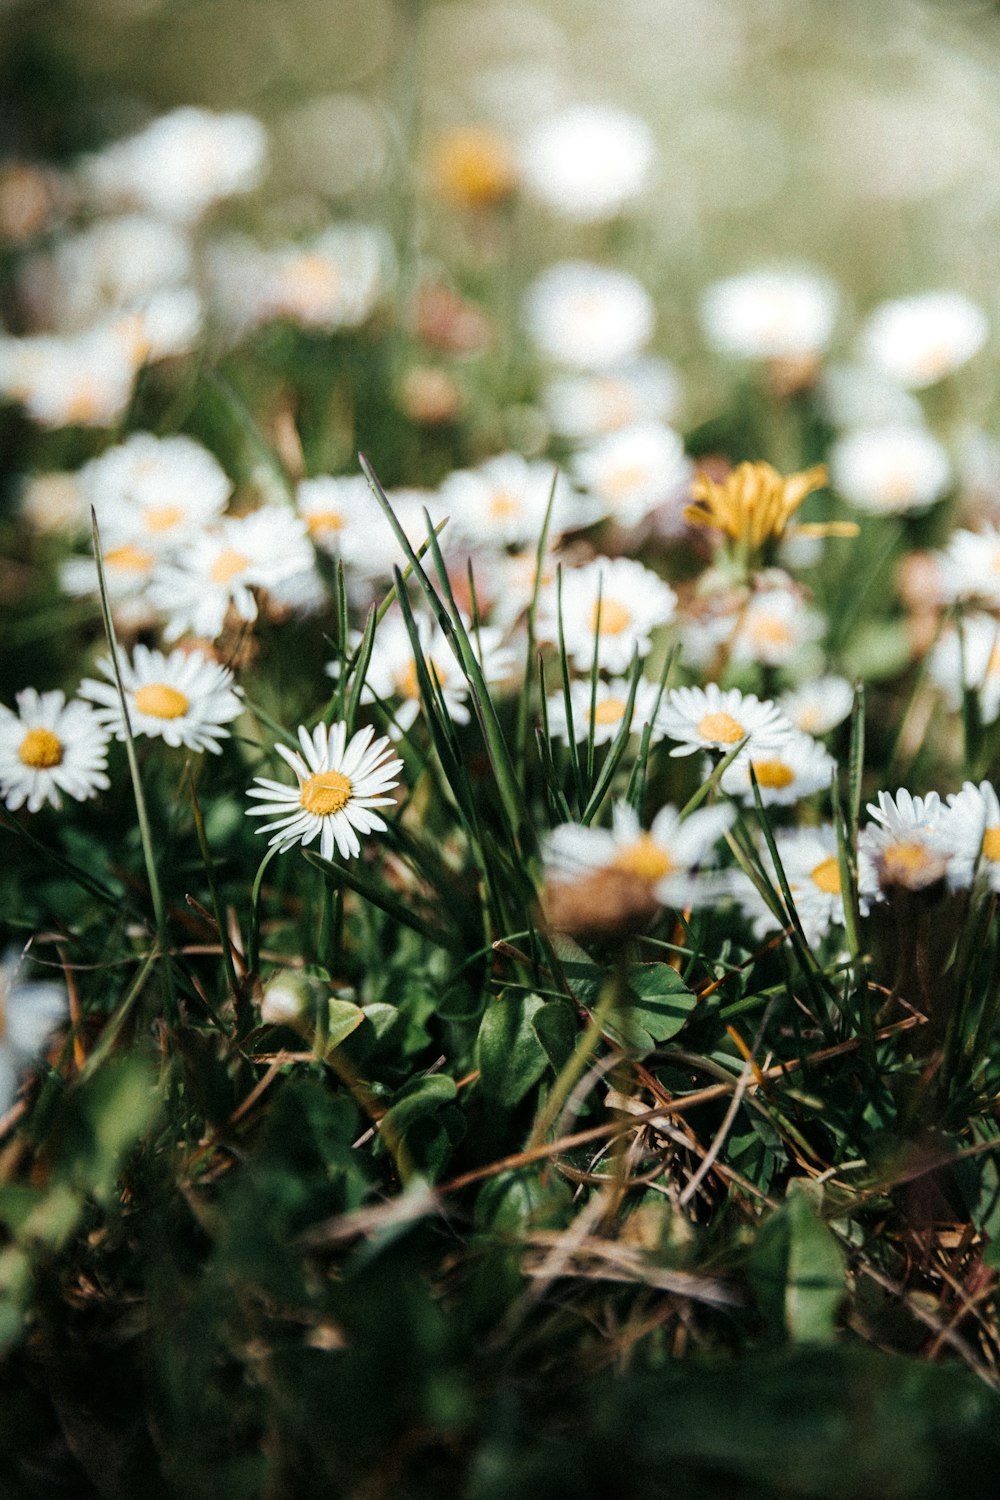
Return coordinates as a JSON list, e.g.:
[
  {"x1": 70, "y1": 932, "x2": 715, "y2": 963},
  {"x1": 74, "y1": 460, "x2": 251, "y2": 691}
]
[
  {"x1": 477, "y1": 992, "x2": 549, "y2": 1108},
  {"x1": 380, "y1": 1074, "x2": 459, "y2": 1139},
  {"x1": 530, "y1": 999, "x2": 578, "y2": 1075},
  {"x1": 325, "y1": 998, "x2": 367, "y2": 1053},
  {"x1": 606, "y1": 963, "x2": 697, "y2": 1051},
  {"x1": 784, "y1": 1180, "x2": 845, "y2": 1345}
]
